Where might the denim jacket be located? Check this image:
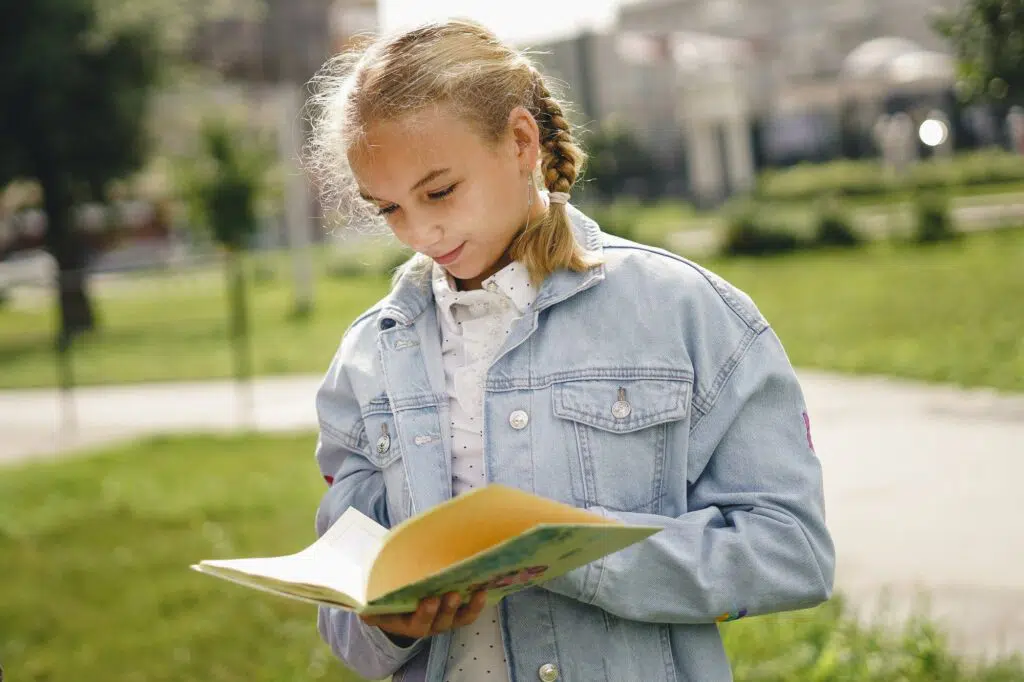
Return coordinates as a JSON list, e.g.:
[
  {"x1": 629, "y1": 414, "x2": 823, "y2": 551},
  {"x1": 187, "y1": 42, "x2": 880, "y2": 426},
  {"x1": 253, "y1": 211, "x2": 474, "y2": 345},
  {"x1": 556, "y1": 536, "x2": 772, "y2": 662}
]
[{"x1": 313, "y1": 206, "x2": 835, "y2": 682}]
